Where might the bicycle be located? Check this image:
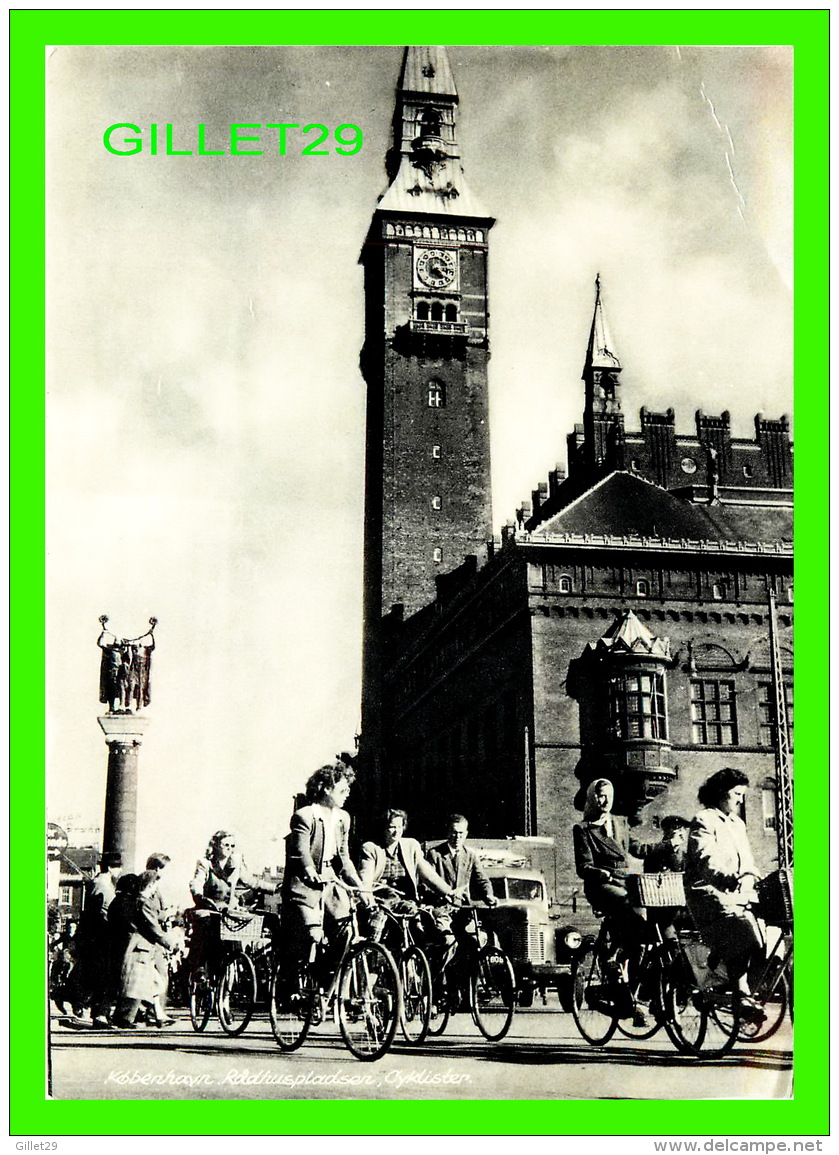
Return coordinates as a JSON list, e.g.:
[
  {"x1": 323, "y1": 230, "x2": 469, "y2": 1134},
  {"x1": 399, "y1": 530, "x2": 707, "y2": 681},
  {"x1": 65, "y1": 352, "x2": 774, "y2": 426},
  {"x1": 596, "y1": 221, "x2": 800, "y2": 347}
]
[
  {"x1": 185, "y1": 907, "x2": 260, "y2": 1036},
  {"x1": 268, "y1": 880, "x2": 402, "y2": 1062},
  {"x1": 426, "y1": 903, "x2": 516, "y2": 1043},
  {"x1": 571, "y1": 873, "x2": 700, "y2": 1050},
  {"x1": 373, "y1": 890, "x2": 434, "y2": 1045},
  {"x1": 662, "y1": 868, "x2": 793, "y2": 1057}
]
